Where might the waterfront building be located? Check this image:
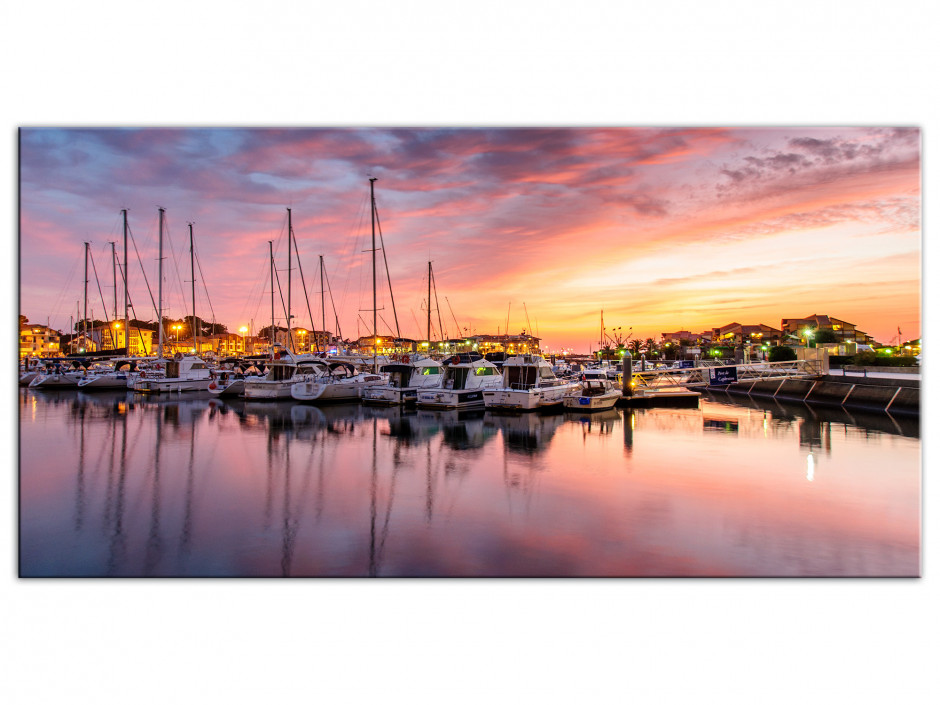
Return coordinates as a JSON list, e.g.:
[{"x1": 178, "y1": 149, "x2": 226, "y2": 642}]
[
  {"x1": 202, "y1": 332, "x2": 247, "y2": 356},
  {"x1": 292, "y1": 328, "x2": 332, "y2": 354},
  {"x1": 780, "y1": 314, "x2": 874, "y2": 345},
  {"x1": 91, "y1": 321, "x2": 155, "y2": 356},
  {"x1": 470, "y1": 333, "x2": 541, "y2": 356},
  {"x1": 356, "y1": 335, "x2": 417, "y2": 356},
  {"x1": 19, "y1": 323, "x2": 61, "y2": 358},
  {"x1": 711, "y1": 322, "x2": 784, "y2": 347}
]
